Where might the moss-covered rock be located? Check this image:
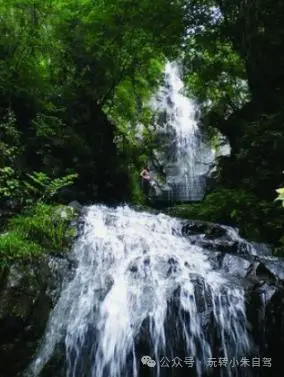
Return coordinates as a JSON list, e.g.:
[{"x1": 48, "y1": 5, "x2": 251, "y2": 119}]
[
  {"x1": 166, "y1": 188, "x2": 284, "y2": 247},
  {"x1": 0, "y1": 202, "x2": 81, "y2": 266}
]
